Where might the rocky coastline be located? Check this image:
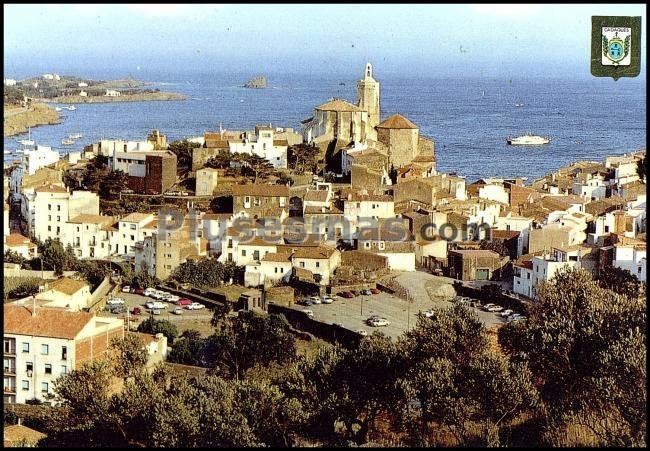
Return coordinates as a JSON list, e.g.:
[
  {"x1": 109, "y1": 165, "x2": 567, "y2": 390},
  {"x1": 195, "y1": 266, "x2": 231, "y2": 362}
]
[
  {"x1": 49, "y1": 91, "x2": 186, "y2": 104},
  {"x1": 4, "y1": 103, "x2": 61, "y2": 137}
]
